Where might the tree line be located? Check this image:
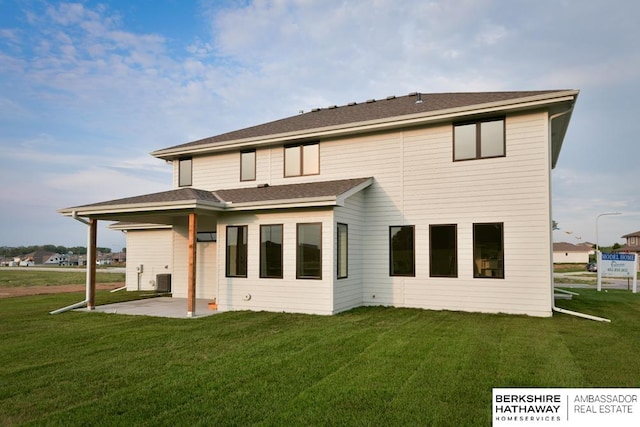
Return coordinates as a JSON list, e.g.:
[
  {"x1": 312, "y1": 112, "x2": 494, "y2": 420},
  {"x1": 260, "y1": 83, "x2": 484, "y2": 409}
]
[{"x1": 0, "y1": 245, "x2": 114, "y2": 257}]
